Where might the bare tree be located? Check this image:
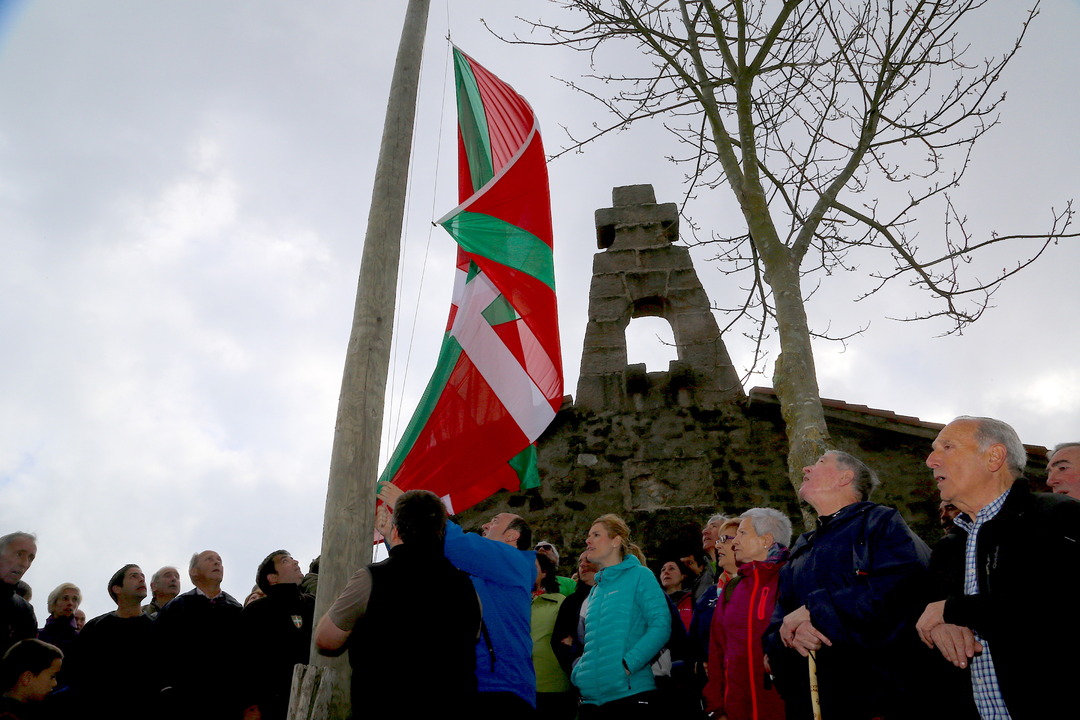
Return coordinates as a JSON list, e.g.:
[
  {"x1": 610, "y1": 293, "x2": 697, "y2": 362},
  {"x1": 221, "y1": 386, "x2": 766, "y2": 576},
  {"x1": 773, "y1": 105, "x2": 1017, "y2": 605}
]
[{"x1": 500, "y1": 0, "x2": 1074, "y2": 513}]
